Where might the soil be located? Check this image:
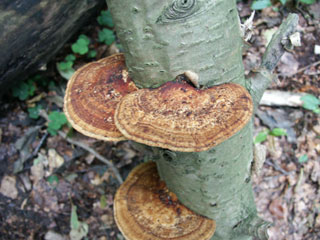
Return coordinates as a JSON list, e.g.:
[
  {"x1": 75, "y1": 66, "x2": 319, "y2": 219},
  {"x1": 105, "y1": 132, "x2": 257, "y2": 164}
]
[{"x1": 0, "y1": 1, "x2": 319, "y2": 240}]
